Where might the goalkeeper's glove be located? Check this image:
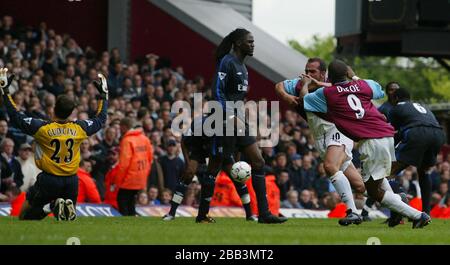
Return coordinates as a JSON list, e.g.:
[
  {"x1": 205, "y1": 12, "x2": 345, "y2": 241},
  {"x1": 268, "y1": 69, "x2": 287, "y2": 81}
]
[
  {"x1": 0, "y1": 68, "x2": 15, "y2": 96},
  {"x1": 93, "y1": 73, "x2": 109, "y2": 100}
]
